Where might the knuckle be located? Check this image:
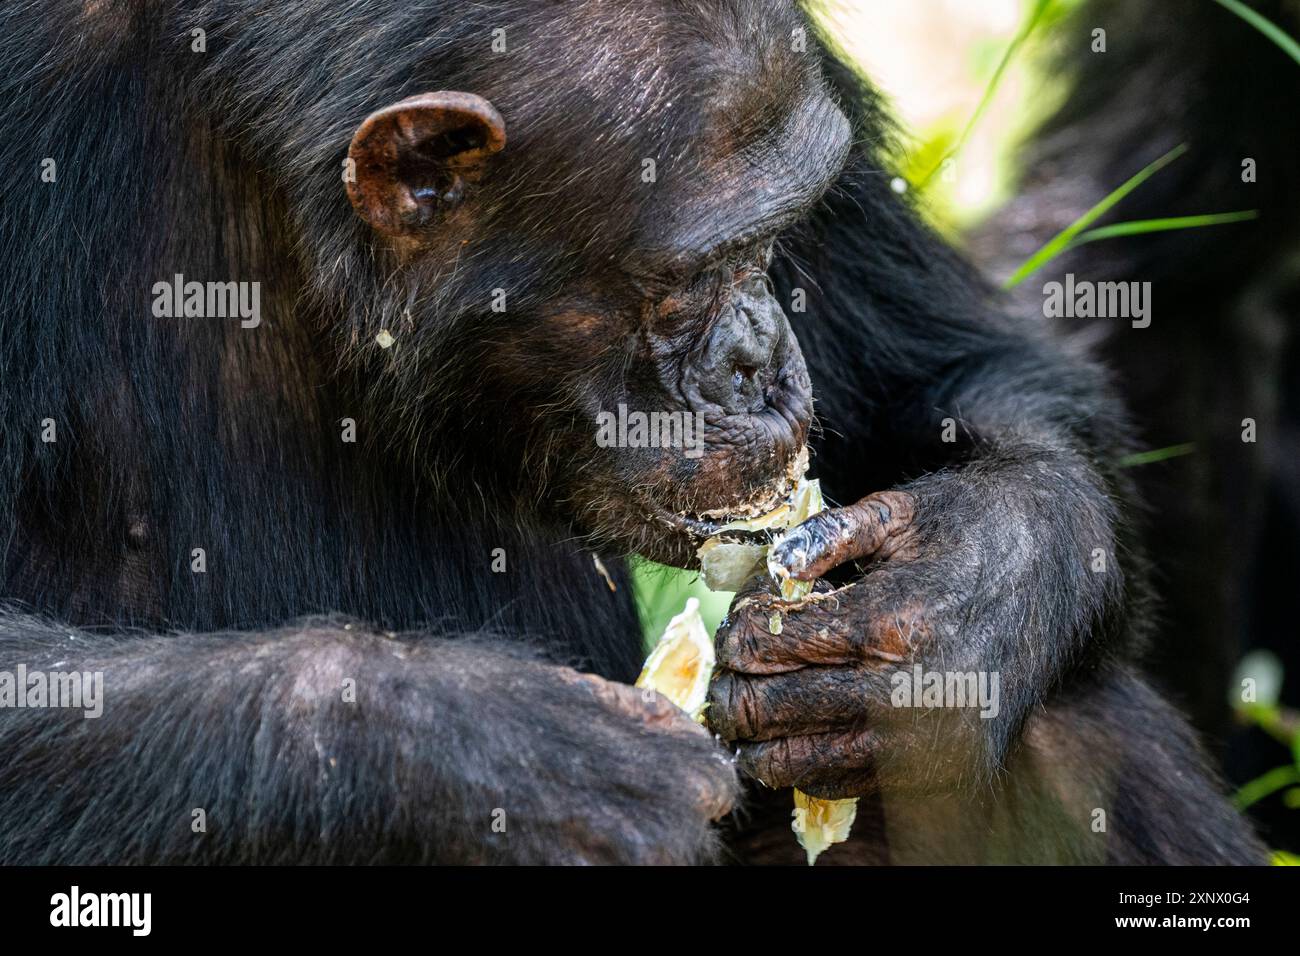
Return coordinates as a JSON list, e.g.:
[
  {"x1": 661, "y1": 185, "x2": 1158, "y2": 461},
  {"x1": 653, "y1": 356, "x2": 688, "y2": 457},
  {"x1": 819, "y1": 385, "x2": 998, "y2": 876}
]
[
  {"x1": 873, "y1": 489, "x2": 916, "y2": 524},
  {"x1": 706, "y1": 672, "x2": 738, "y2": 740},
  {"x1": 743, "y1": 738, "x2": 794, "y2": 788},
  {"x1": 694, "y1": 753, "x2": 739, "y2": 819},
  {"x1": 791, "y1": 597, "x2": 859, "y2": 656},
  {"x1": 715, "y1": 612, "x2": 760, "y2": 667}
]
